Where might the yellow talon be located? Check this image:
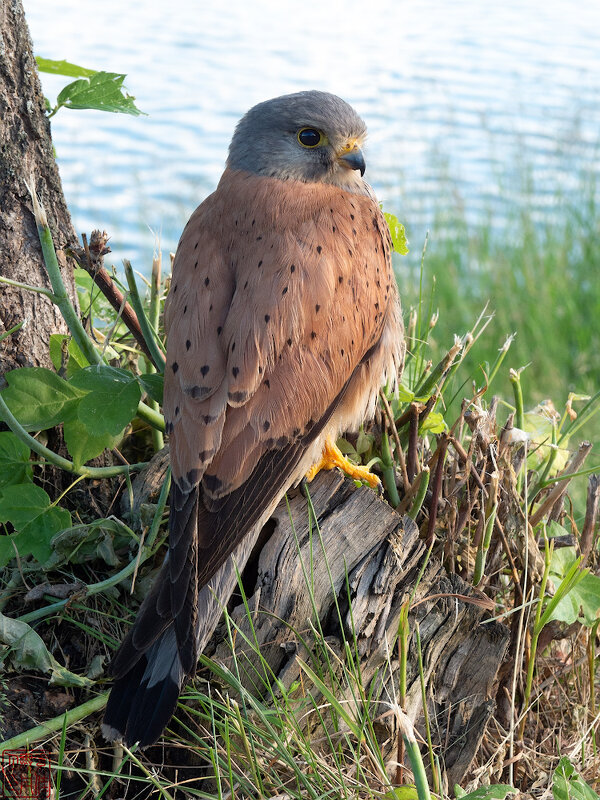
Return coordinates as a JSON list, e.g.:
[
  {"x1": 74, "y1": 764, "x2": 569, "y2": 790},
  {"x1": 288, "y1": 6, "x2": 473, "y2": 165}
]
[{"x1": 306, "y1": 438, "x2": 380, "y2": 488}]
